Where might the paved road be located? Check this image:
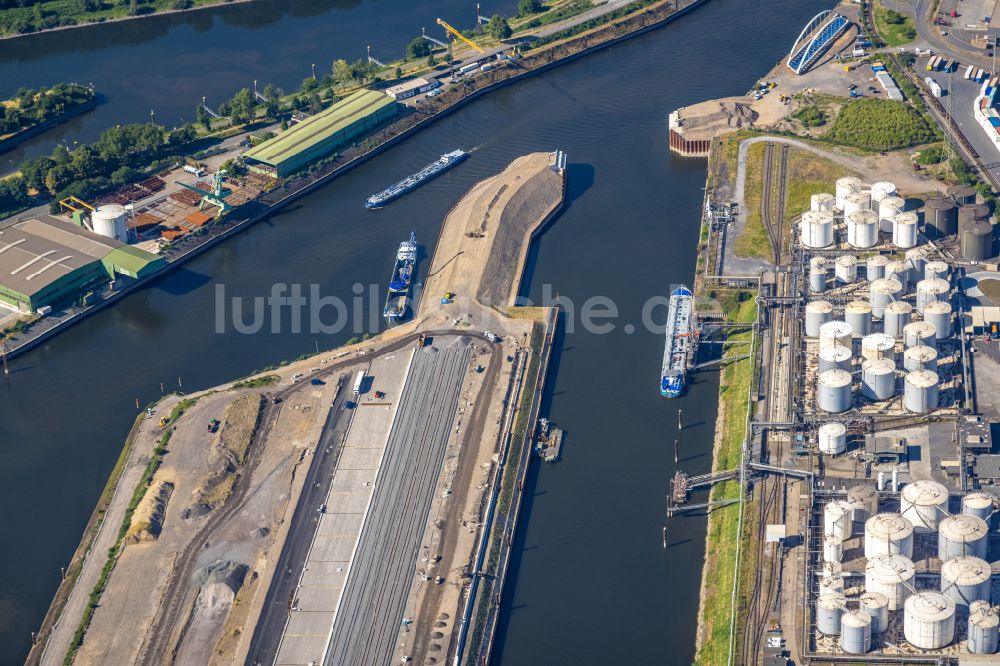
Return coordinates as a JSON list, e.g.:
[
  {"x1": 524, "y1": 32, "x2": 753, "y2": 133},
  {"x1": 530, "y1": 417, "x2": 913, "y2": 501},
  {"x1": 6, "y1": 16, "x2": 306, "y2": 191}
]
[{"x1": 323, "y1": 337, "x2": 471, "y2": 666}]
